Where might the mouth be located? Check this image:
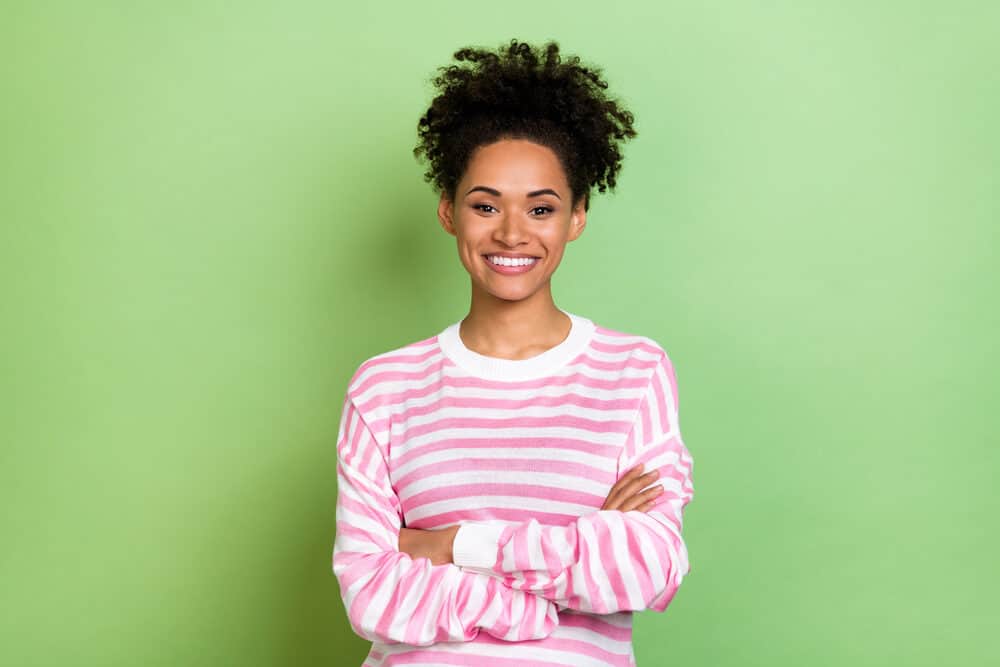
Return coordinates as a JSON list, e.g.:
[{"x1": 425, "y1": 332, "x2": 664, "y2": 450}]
[{"x1": 481, "y1": 253, "x2": 541, "y2": 275}]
